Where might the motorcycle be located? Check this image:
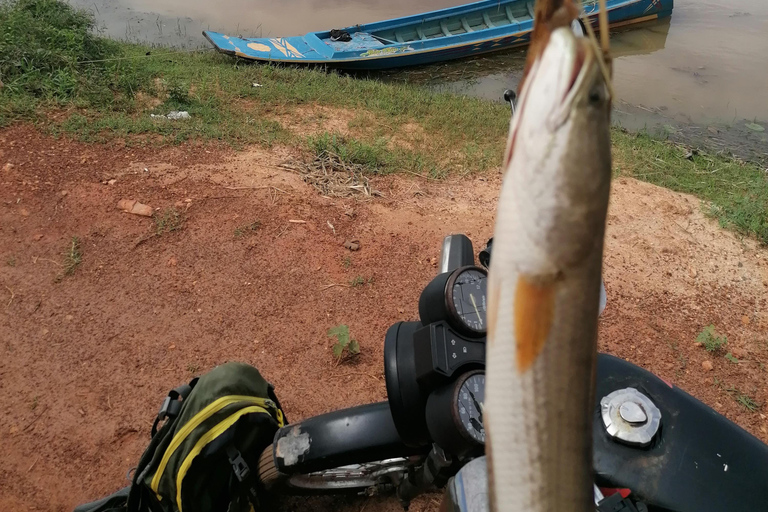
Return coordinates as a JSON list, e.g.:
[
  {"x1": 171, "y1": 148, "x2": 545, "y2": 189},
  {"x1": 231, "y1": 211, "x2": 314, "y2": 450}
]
[{"x1": 255, "y1": 234, "x2": 768, "y2": 511}]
